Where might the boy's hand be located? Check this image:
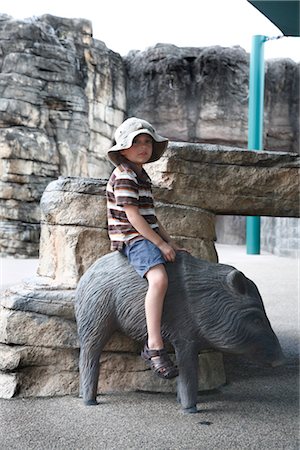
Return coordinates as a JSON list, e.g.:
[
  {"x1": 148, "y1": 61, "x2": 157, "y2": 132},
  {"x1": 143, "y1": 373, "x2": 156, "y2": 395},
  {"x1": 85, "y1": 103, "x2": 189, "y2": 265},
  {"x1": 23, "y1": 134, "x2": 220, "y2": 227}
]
[
  {"x1": 123, "y1": 205, "x2": 190, "y2": 260},
  {"x1": 157, "y1": 241, "x2": 177, "y2": 262}
]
